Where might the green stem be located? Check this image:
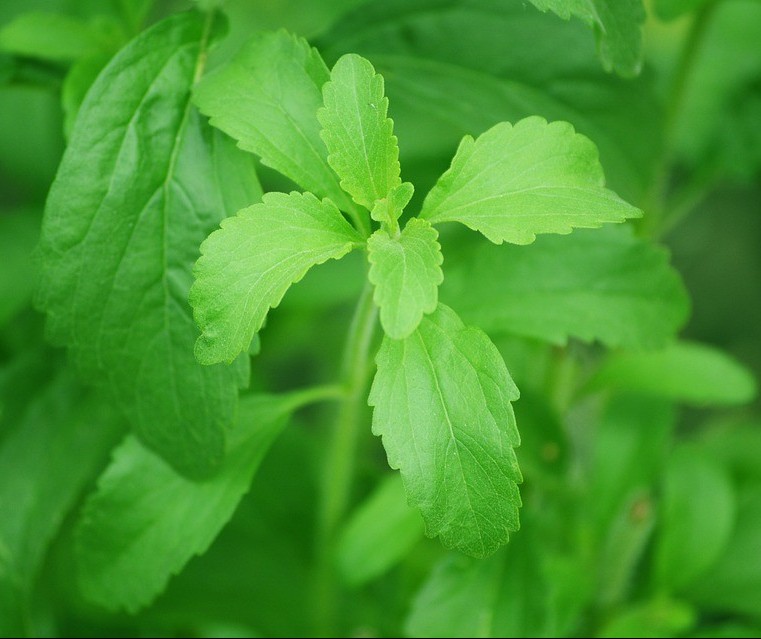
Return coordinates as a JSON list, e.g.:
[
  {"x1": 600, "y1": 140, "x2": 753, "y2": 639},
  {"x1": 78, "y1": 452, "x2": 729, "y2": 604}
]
[
  {"x1": 346, "y1": 201, "x2": 373, "y2": 238},
  {"x1": 642, "y1": 1, "x2": 718, "y2": 237},
  {"x1": 283, "y1": 384, "x2": 346, "y2": 413},
  {"x1": 312, "y1": 278, "x2": 378, "y2": 634}
]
